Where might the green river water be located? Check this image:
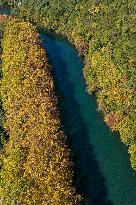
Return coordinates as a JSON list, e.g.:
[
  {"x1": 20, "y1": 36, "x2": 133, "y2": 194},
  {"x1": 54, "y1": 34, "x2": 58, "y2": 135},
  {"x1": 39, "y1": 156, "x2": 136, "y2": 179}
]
[
  {"x1": 40, "y1": 32, "x2": 136, "y2": 205},
  {"x1": 0, "y1": 7, "x2": 11, "y2": 15},
  {"x1": 0, "y1": 7, "x2": 136, "y2": 205}
]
